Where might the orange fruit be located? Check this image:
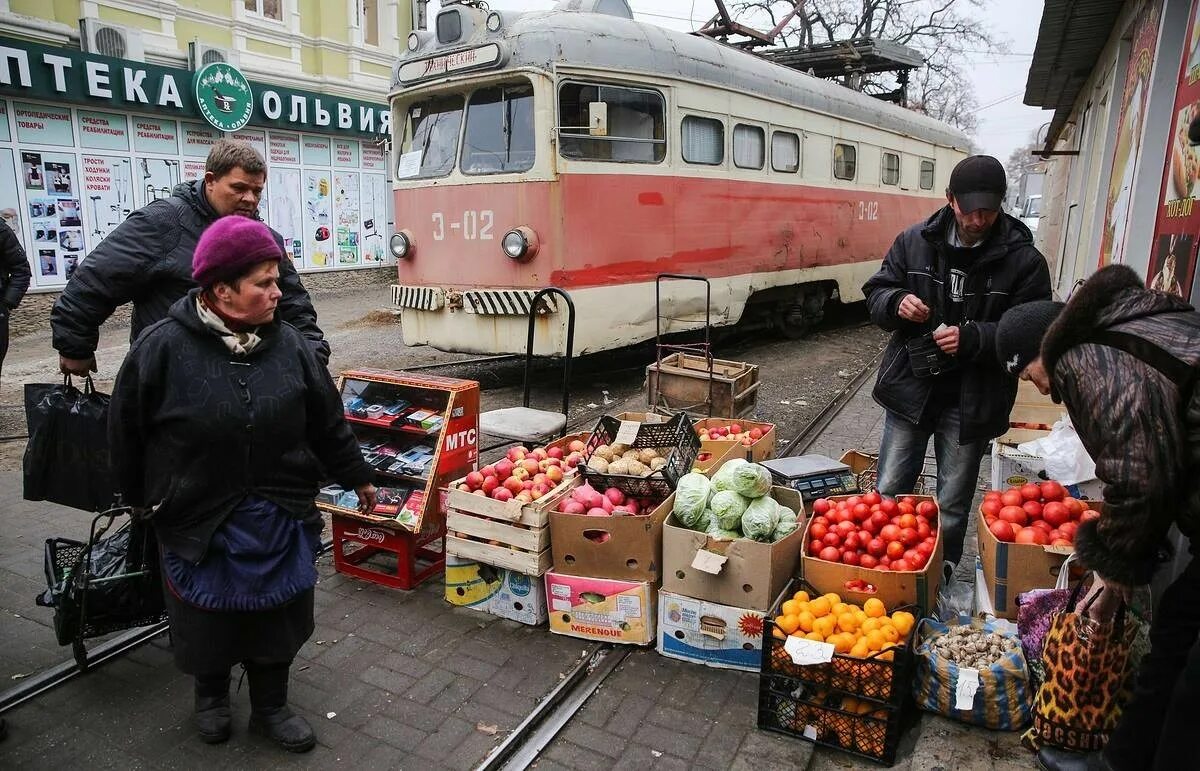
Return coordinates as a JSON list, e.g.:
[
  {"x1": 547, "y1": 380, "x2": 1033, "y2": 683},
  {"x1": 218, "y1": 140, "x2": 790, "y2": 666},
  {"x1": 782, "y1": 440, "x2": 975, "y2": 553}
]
[
  {"x1": 813, "y1": 615, "x2": 836, "y2": 638},
  {"x1": 877, "y1": 649, "x2": 895, "y2": 662},
  {"x1": 891, "y1": 611, "x2": 915, "y2": 636},
  {"x1": 793, "y1": 590, "x2": 810, "y2": 603},
  {"x1": 832, "y1": 602, "x2": 848, "y2": 617},
  {"x1": 837, "y1": 612, "x2": 860, "y2": 634},
  {"x1": 797, "y1": 611, "x2": 816, "y2": 633},
  {"x1": 850, "y1": 640, "x2": 870, "y2": 658},
  {"x1": 863, "y1": 598, "x2": 886, "y2": 618},
  {"x1": 822, "y1": 593, "x2": 842, "y2": 606},
  {"x1": 805, "y1": 631, "x2": 825, "y2": 642},
  {"x1": 861, "y1": 618, "x2": 881, "y2": 633},
  {"x1": 831, "y1": 634, "x2": 854, "y2": 654},
  {"x1": 772, "y1": 627, "x2": 786, "y2": 640},
  {"x1": 777, "y1": 614, "x2": 801, "y2": 635},
  {"x1": 782, "y1": 599, "x2": 801, "y2": 616},
  {"x1": 809, "y1": 597, "x2": 831, "y2": 618},
  {"x1": 865, "y1": 630, "x2": 886, "y2": 651}
]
